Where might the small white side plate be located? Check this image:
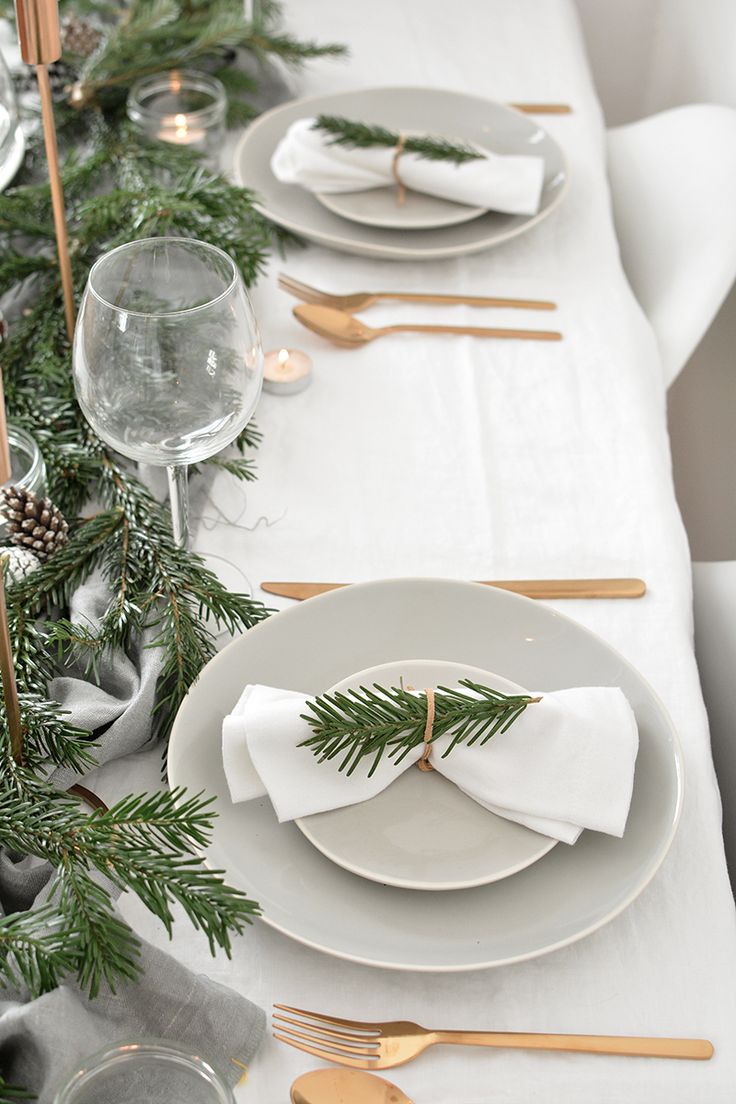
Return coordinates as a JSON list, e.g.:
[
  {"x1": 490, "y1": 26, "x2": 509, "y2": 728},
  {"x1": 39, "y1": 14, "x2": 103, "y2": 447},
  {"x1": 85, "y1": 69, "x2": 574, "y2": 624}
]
[
  {"x1": 315, "y1": 187, "x2": 486, "y2": 230},
  {"x1": 296, "y1": 659, "x2": 556, "y2": 890}
]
